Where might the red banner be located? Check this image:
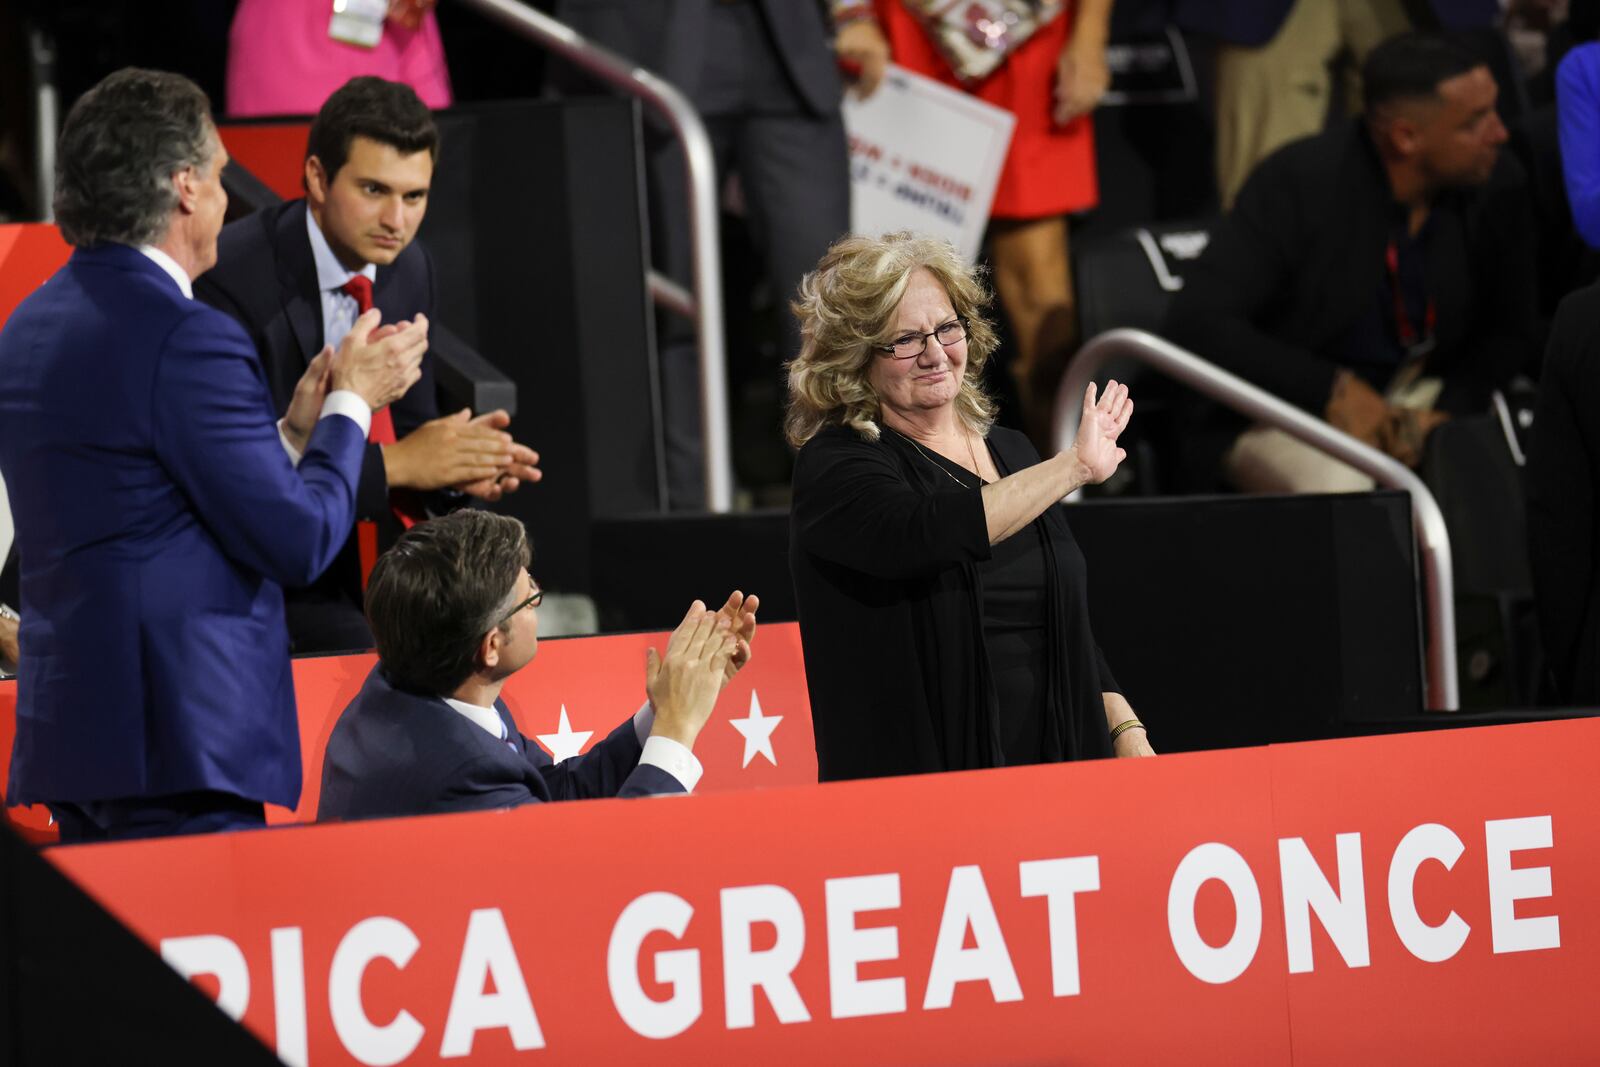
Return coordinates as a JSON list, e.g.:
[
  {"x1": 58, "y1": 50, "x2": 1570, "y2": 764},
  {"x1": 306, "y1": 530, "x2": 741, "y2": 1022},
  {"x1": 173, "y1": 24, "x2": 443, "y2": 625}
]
[
  {"x1": 2, "y1": 623, "x2": 817, "y2": 835},
  {"x1": 45, "y1": 716, "x2": 1599, "y2": 1064}
]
